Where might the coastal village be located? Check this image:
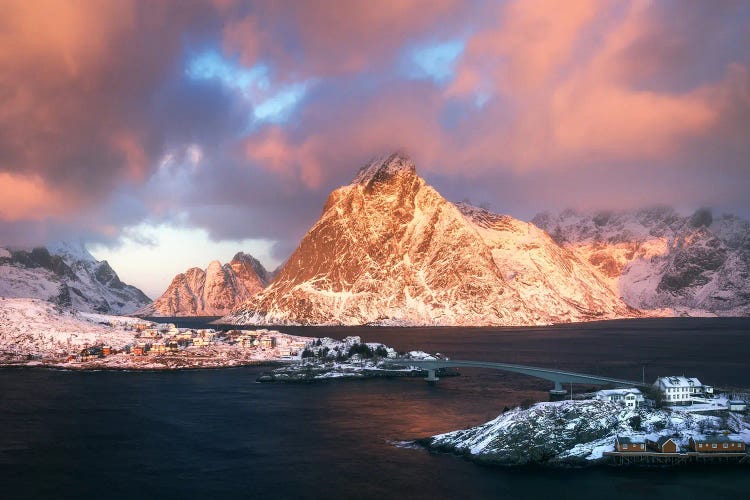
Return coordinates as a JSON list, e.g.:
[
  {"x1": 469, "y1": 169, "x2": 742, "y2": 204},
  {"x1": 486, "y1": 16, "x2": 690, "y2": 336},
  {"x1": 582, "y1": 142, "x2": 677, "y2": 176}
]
[
  {"x1": 68, "y1": 321, "x2": 311, "y2": 369},
  {"x1": 426, "y1": 372, "x2": 750, "y2": 467},
  {"x1": 75, "y1": 322, "x2": 309, "y2": 360},
  {"x1": 0, "y1": 297, "x2": 315, "y2": 370},
  {"x1": 597, "y1": 376, "x2": 749, "y2": 465}
]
